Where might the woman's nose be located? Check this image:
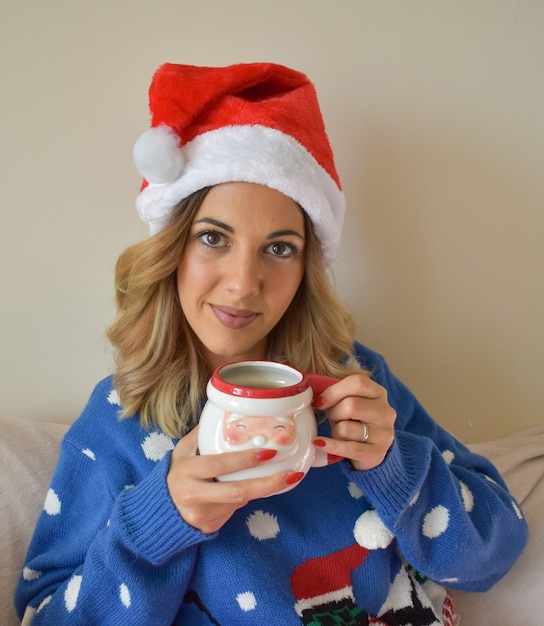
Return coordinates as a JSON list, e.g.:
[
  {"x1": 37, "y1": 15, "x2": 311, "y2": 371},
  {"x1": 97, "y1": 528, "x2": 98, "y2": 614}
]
[{"x1": 225, "y1": 252, "x2": 262, "y2": 297}]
